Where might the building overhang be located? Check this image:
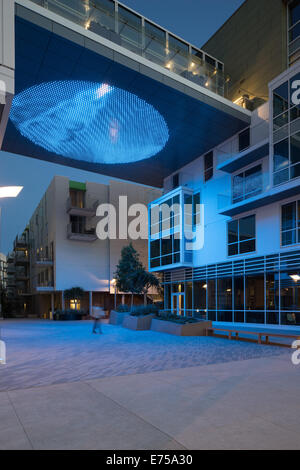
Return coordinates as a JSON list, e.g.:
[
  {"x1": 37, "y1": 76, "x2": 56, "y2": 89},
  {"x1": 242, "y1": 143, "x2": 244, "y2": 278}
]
[
  {"x1": 1, "y1": 1, "x2": 251, "y2": 188},
  {"x1": 217, "y1": 139, "x2": 269, "y2": 174},
  {"x1": 219, "y1": 178, "x2": 300, "y2": 217}
]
